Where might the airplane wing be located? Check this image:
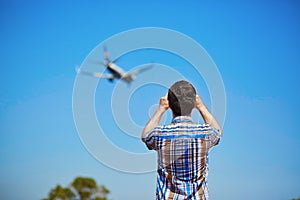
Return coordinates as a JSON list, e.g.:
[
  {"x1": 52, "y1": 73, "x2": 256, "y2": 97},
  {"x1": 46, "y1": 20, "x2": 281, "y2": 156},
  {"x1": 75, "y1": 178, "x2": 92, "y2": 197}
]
[
  {"x1": 120, "y1": 65, "x2": 154, "y2": 83},
  {"x1": 126, "y1": 64, "x2": 154, "y2": 76},
  {"x1": 76, "y1": 68, "x2": 114, "y2": 79}
]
